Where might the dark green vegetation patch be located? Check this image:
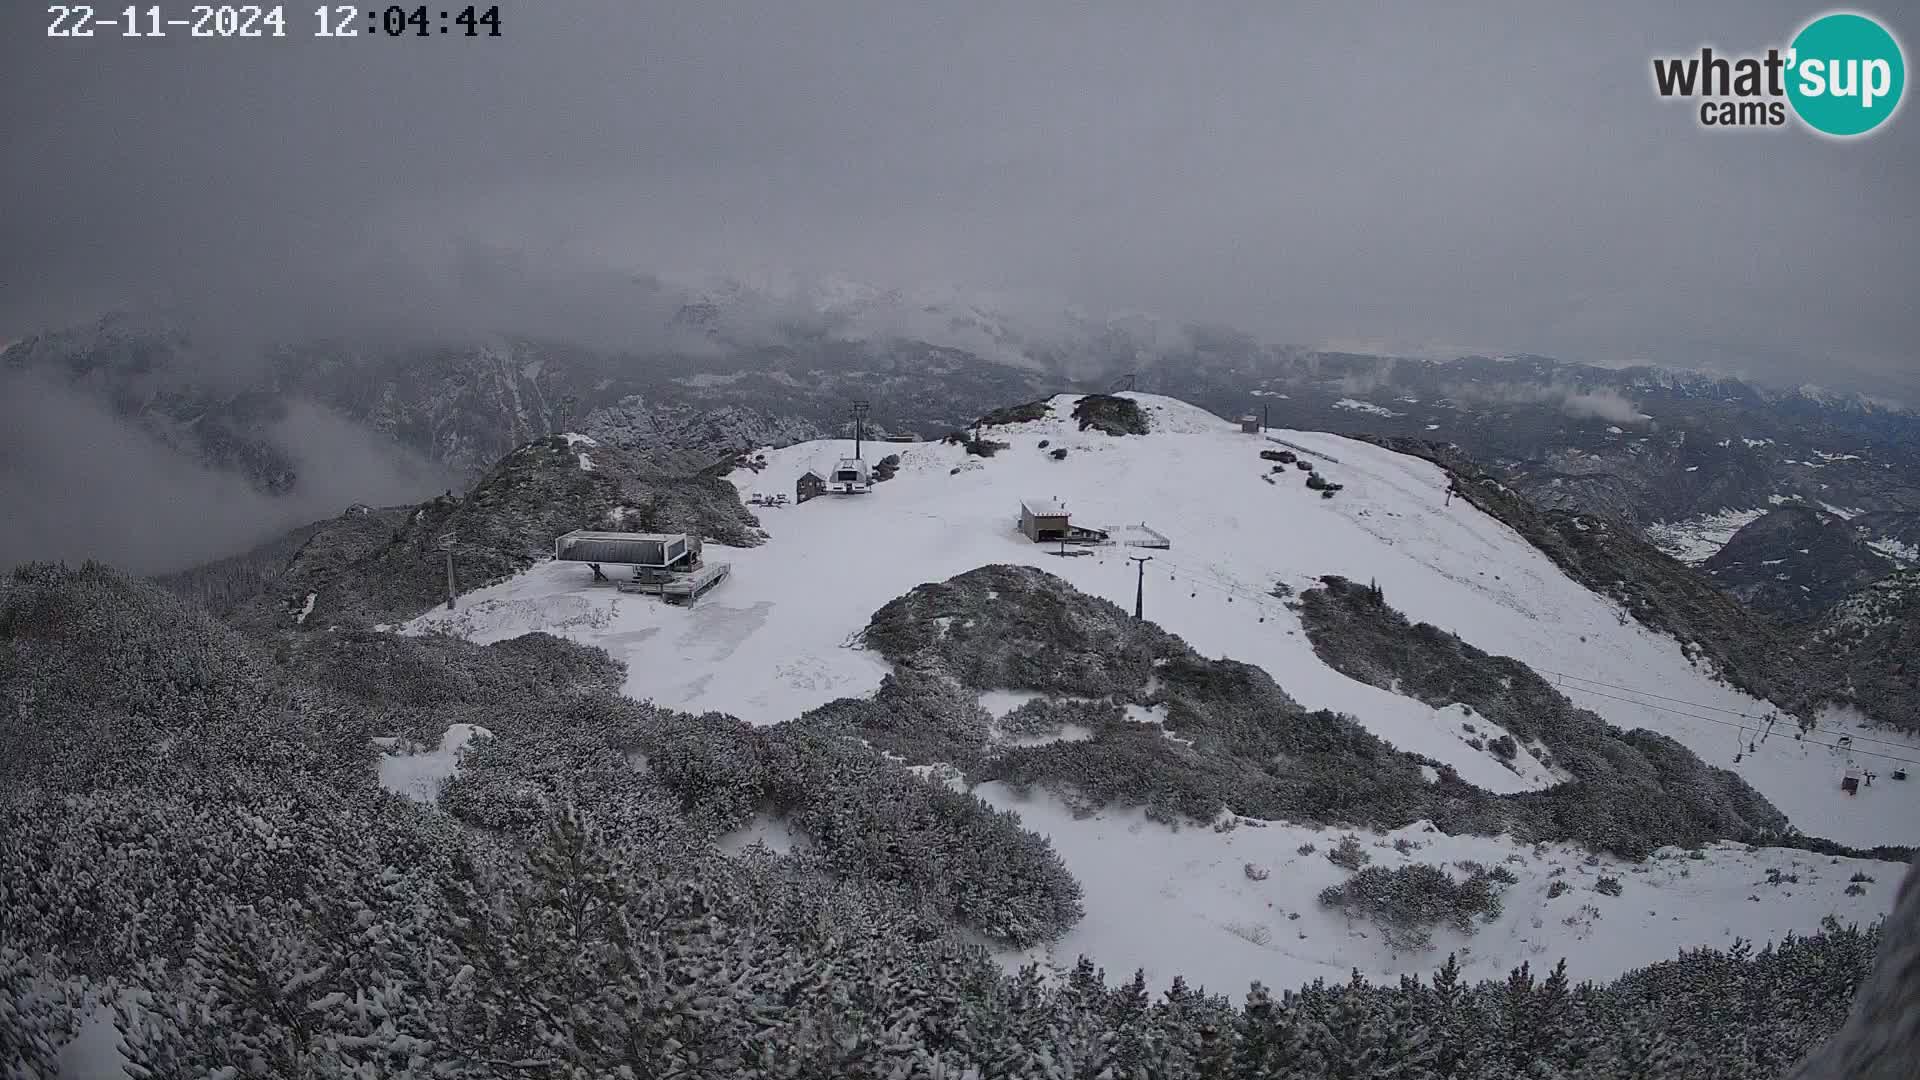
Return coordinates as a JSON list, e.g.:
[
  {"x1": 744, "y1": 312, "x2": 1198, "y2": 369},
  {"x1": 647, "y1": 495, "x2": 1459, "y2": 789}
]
[{"x1": 1071, "y1": 393, "x2": 1150, "y2": 435}]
